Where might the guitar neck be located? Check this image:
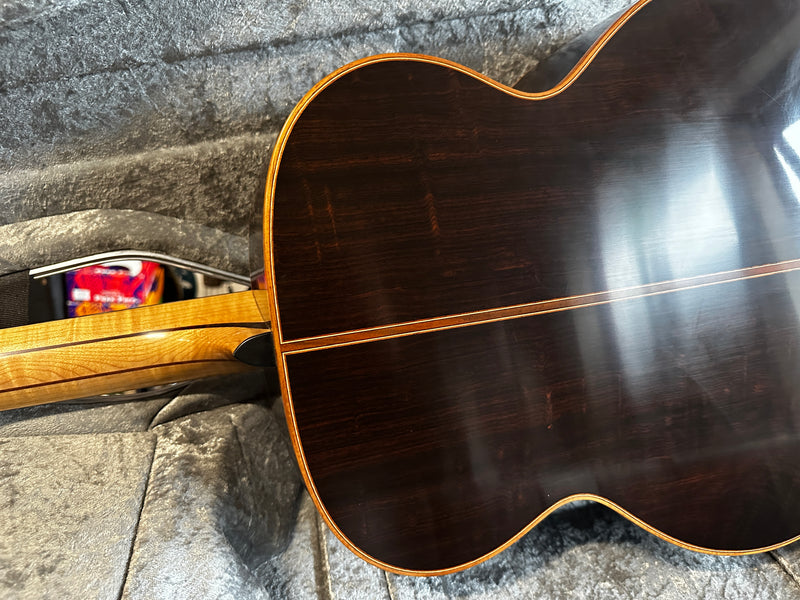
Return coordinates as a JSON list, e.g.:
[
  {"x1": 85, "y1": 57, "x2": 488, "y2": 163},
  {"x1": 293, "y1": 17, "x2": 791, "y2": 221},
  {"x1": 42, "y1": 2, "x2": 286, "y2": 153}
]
[{"x1": 0, "y1": 289, "x2": 270, "y2": 411}]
